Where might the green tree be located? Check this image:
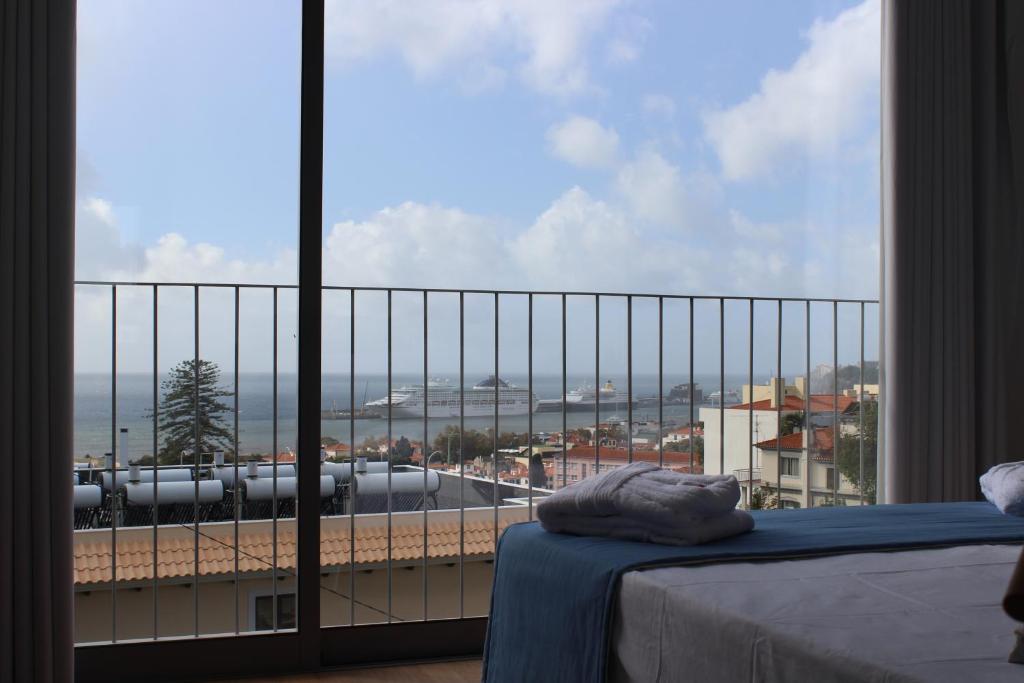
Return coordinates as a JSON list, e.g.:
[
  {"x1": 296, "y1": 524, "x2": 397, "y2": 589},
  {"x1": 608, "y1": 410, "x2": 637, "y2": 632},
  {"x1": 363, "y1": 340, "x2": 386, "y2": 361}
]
[
  {"x1": 750, "y1": 484, "x2": 779, "y2": 510},
  {"x1": 836, "y1": 401, "x2": 878, "y2": 503},
  {"x1": 595, "y1": 424, "x2": 625, "y2": 445},
  {"x1": 431, "y1": 426, "x2": 500, "y2": 463},
  {"x1": 391, "y1": 435, "x2": 415, "y2": 466},
  {"x1": 692, "y1": 436, "x2": 705, "y2": 471},
  {"x1": 569, "y1": 427, "x2": 592, "y2": 444},
  {"x1": 147, "y1": 359, "x2": 233, "y2": 465},
  {"x1": 497, "y1": 431, "x2": 525, "y2": 449},
  {"x1": 781, "y1": 412, "x2": 805, "y2": 435}
]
